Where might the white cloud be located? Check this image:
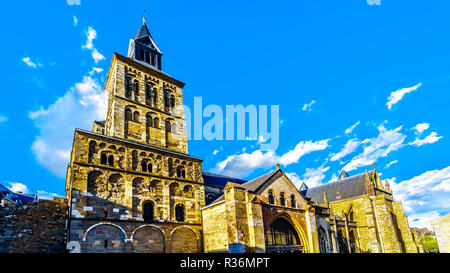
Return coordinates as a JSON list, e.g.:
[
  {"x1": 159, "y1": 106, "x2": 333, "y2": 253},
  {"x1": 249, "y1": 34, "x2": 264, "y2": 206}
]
[
  {"x1": 83, "y1": 27, "x2": 96, "y2": 50},
  {"x1": 22, "y1": 57, "x2": 42, "y2": 68},
  {"x1": 409, "y1": 132, "x2": 443, "y2": 147},
  {"x1": 385, "y1": 160, "x2": 398, "y2": 169},
  {"x1": 414, "y1": 123, "x2": 429, "y2": 134},
  {"x1": 330, "y1": 138, "x2": 360, "y2": 162},
  {"x1": 302, "y1": 100, "x2": 316, "y2": 112},
  {"x1": 343, "y1": 124, "x2": 406, "y2": 172},
  {"x1": 386, "y1": 82, "x2": 422, "y2": 110},
  {"x1": 212, "y1": 149, "x2": 219, "y2": 155},
  {"x1": 7, "y1": 182, "x2": 29, "y2": 193},
  {"x1": 92, "y1": 48, "x2": 105, "y2": 63},
  {"x1": 89, "y1": 67, "x2": 103, "y2": 75},
  {"x1": 214, "y1": 139, "x2": 329, "y2": 177},
  {"x1": 37, "y1": 190, "x2": 63, "y2": 200},
  {"x1": 390, "y1": 166, "x2": 450, "y2": 228},
  {"x1": 66, "y1": 0, "x2": 81, "y2": 6},
  {"x1": 408, "y1": 211, "x2": 441, "y2": 229},
  {"x1": 345, "y1": 121, "x2": 360, "y2": 134},
  {"x1": 302, "y1": 165, "x2": 330, "y2": 188},
  {"x1": 82, "y1": 27, "x2": 105, "y2": 63},
  {"x1": 73, "y1": 16, "x2": 78, "y2": 26},
  {"x1": 29, "y1": 75, "x2": 107, "y2": 177},
  {"x1": 285, "y1": 172, "x2": 303, "y2": 188}
]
